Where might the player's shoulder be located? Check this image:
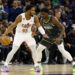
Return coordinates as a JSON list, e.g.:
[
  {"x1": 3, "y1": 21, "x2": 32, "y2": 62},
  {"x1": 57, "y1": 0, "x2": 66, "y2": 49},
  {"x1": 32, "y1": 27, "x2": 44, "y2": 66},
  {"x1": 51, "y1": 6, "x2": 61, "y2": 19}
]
[
  {"x1": 20, "y1": 13, "x2": 25, "y2": 16},
  {"x1": 16, "y1": 13, "x2": 24, "y2": 22}
]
